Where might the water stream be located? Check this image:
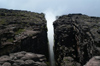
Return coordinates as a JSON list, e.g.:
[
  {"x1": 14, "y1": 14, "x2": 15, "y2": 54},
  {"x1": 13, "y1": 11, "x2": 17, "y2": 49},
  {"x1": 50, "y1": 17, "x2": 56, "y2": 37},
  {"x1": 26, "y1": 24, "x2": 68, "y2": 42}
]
[{"x1": 45, "y1": 11, "x2": 56, "y2": 66}]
